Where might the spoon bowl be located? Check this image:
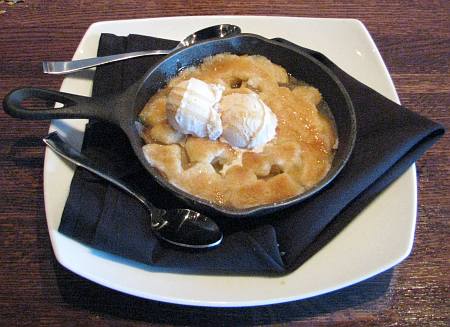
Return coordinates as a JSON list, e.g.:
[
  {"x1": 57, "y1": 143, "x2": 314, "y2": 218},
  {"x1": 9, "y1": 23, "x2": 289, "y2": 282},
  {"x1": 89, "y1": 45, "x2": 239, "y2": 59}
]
[
  {"x1": 153, "y1": 209, "x2": 223, "y2": 248},
  {"x1": 43, "y1": 132, "x2": 223, "y2": 249},
  {"x1": 42, "y1": 24, "x2": 241, "y2": 74},
  {"x1": 178, "y1": 24, "x2": 242, "y2": 48}
]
